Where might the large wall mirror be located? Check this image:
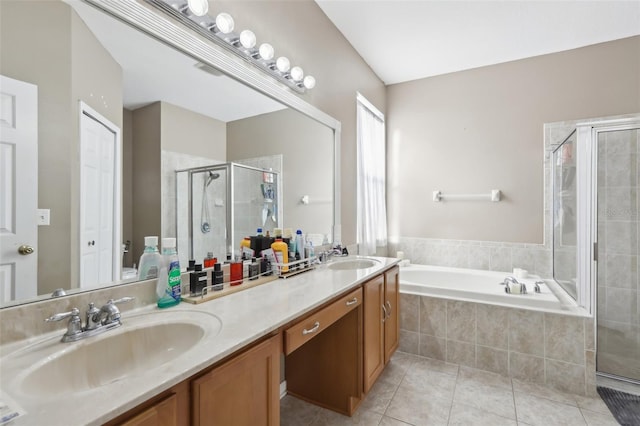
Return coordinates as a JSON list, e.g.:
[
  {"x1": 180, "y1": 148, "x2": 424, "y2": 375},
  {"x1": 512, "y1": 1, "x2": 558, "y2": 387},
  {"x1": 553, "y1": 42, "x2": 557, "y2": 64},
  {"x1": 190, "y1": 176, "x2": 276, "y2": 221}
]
[{"x1": 0, "y1": 0, "x2": 340, "y2": 308}]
